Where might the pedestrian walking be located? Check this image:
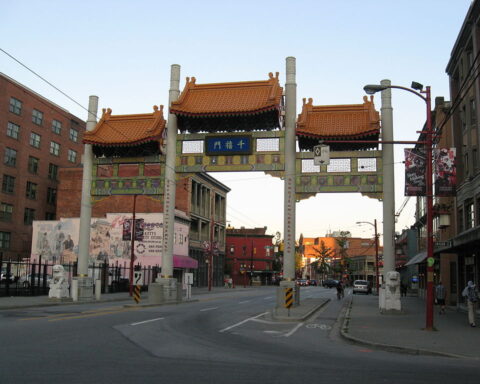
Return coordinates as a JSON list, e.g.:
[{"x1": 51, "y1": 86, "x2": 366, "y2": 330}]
[
  {"x1": 400, "y1": 282, "x2": 408, "y2": 297},
  {"x1": 462, "y1": 281, "x2": 478, "y2": 327},
  {"x1": 435, "y1": 281, "x2": 446, "y2": 315}
]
